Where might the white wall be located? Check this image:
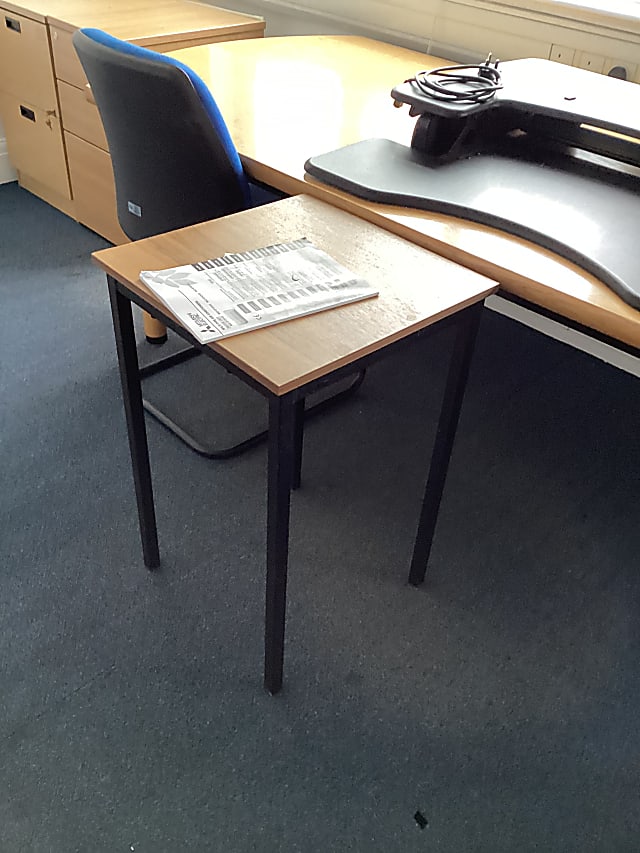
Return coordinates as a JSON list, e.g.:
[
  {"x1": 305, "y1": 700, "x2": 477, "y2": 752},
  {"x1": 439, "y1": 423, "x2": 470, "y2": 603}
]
[
  {"x1": 0, "y1": 118, "x2": 17, "y2": 184},
  {"x1": 212, "y1": 0, "x2": 640, "y2": 76}
]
